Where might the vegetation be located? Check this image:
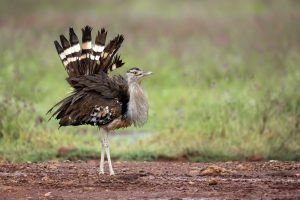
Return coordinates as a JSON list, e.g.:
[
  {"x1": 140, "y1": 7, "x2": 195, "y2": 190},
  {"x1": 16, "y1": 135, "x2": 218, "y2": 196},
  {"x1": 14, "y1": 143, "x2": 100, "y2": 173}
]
[{"x1": 0, "y1": 0, "x2": 300, "y2": 162}]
